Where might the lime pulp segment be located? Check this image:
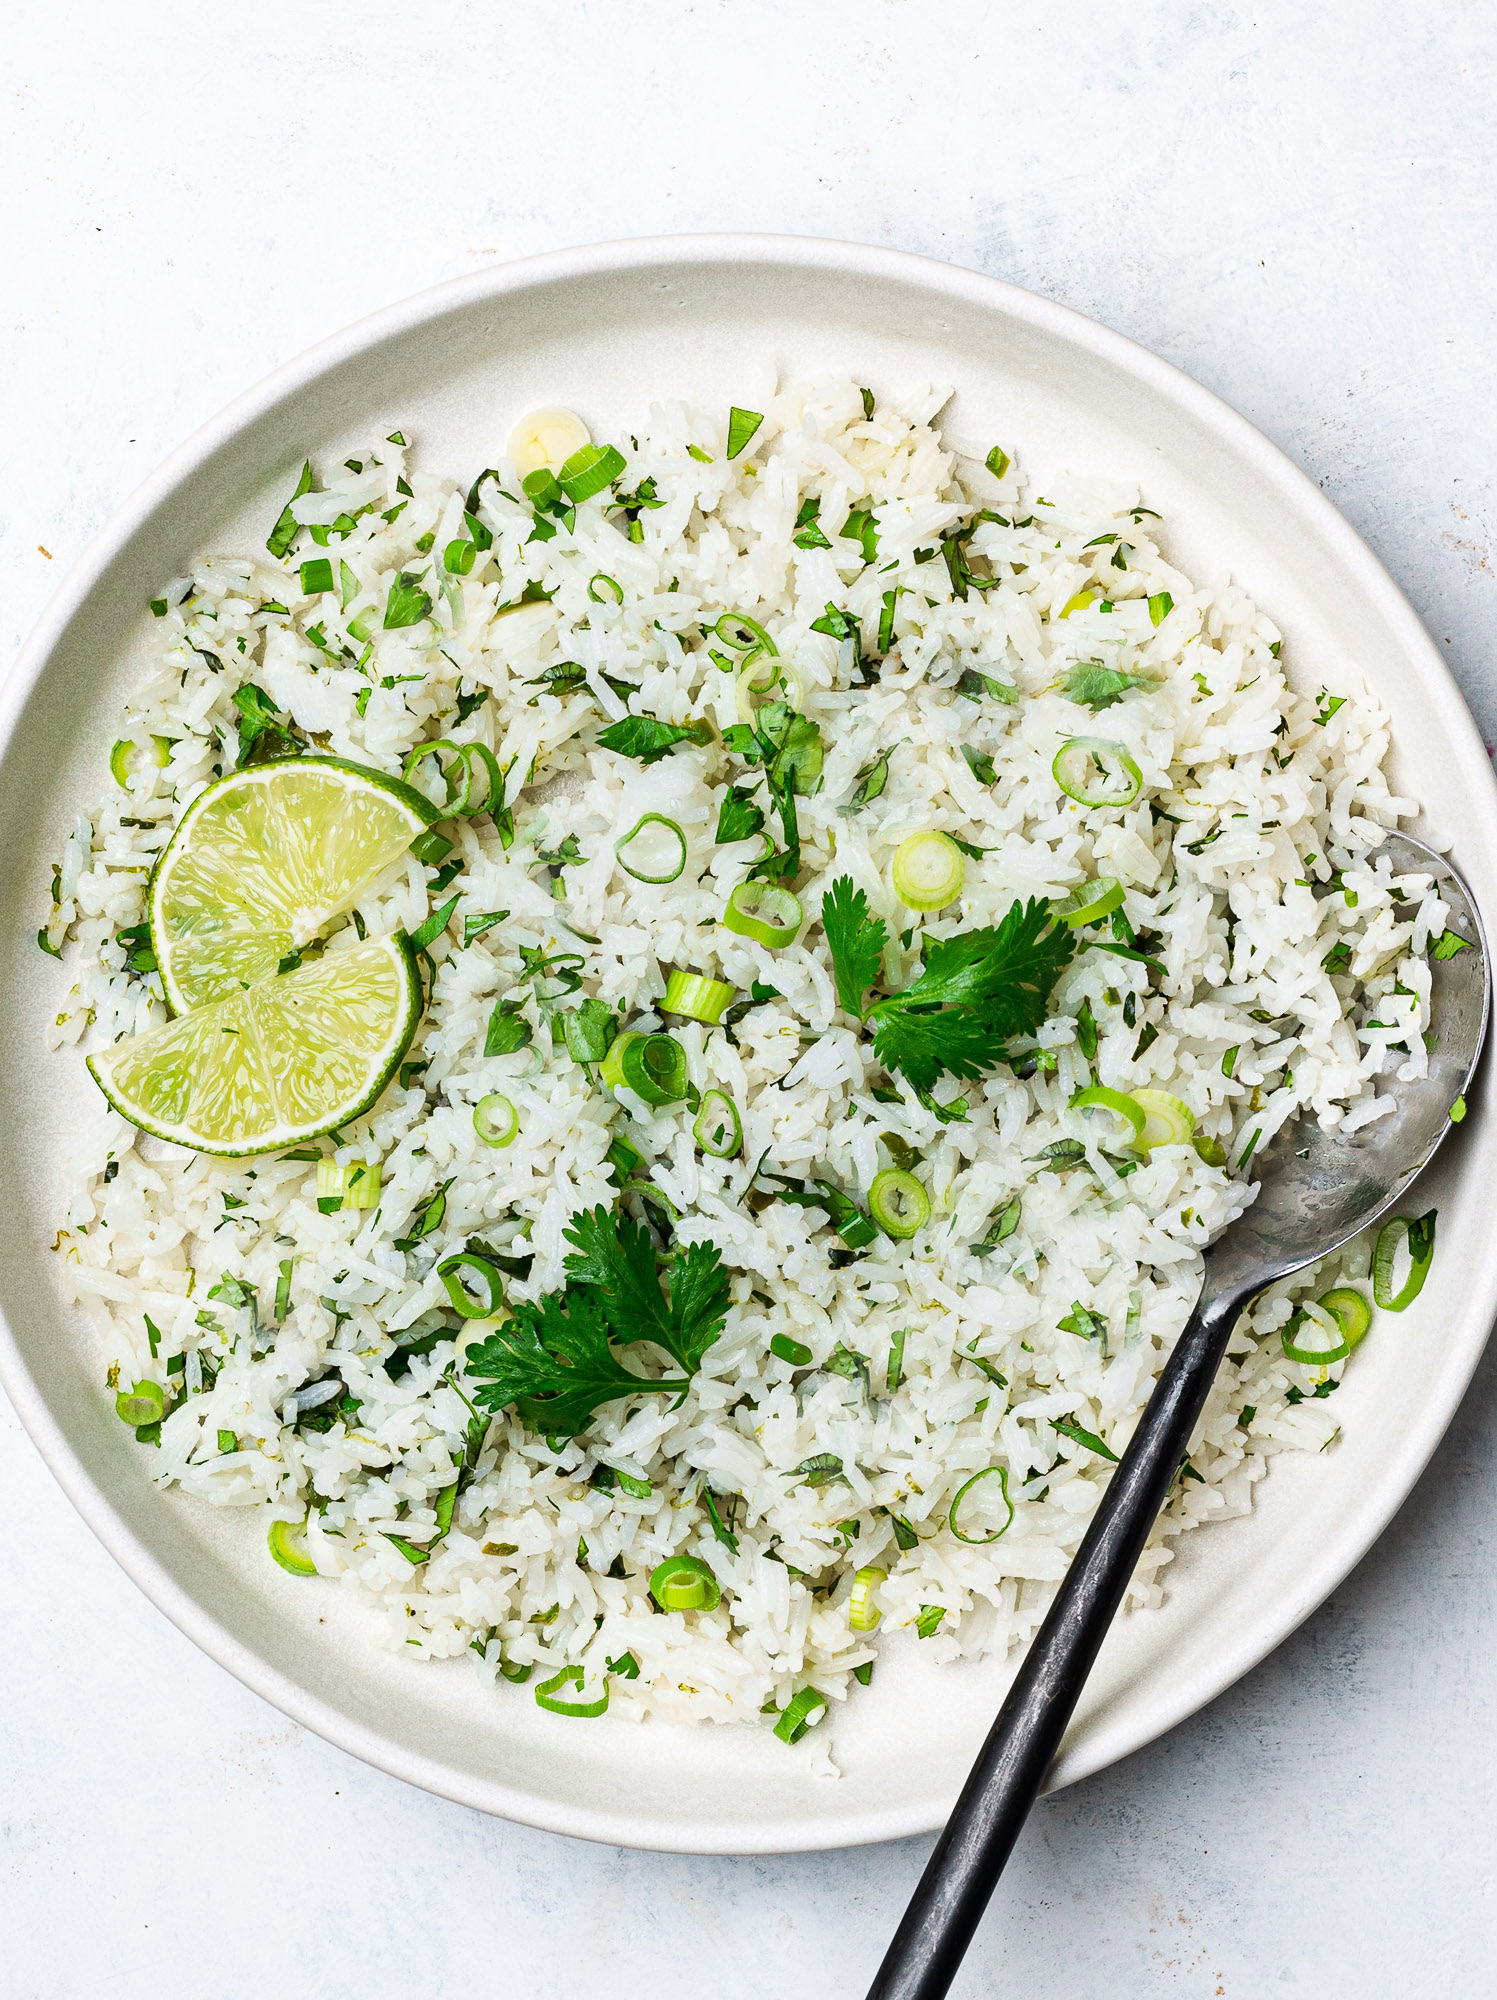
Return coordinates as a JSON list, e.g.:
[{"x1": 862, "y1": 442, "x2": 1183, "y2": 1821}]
[
  {"x1": 149, "y1": 757, "x2": 436, "y2": 1012},
  {"x1": 88, "y1": 934, "x2": 421, "y2": 1155}
]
